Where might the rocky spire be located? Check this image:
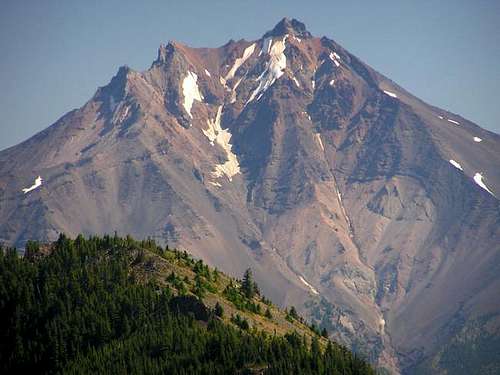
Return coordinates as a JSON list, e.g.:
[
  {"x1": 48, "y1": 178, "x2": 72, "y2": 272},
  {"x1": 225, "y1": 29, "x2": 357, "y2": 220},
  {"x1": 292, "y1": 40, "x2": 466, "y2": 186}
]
[
  {"x1": 153, "y1": 41, "x2": 177, "y2": 65},
  {"x1": 263, "y1": 17, "x2": 312, "y2": 39}
]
